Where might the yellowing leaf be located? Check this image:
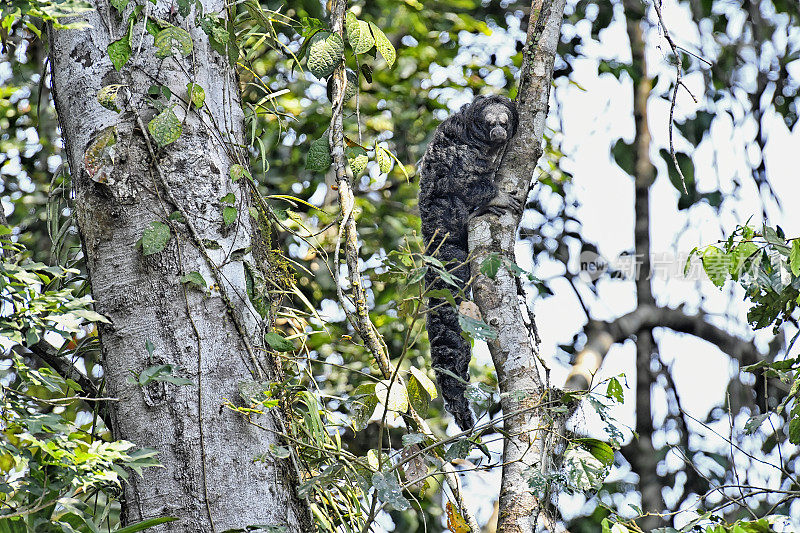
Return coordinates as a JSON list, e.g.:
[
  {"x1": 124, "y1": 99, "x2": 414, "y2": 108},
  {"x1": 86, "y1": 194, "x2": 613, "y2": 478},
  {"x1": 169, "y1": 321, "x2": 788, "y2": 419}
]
[
  {"x1": 346, "y1": 12, "x2": 374, "y2": 55},
  {"x1": 446, "y1": 502, "x2": 470, "y2": 533},
  {"x1": 346, "y1": 146, "x2": 368, "y2": 175},
  {"x1": 154, "y1": 26, "x2": 193, "y2": 58},
  {"x1": 375, "y1": 379, "x2": 409, "y2": 413},
  {"x1": 375, "y1": 144, "x2": 393, "y2": 173},
  {"x1": 409, "y1": 367, "x2": 437, "y2": 400},
  {"x1": 186, "y1": 82, "x2": 205, "y2": 108},
  {"x1": 83, "y1": 126, "x2": 117, "y2": 184},
  {"x1": 97, "y1": 84, "x2": 124, "y2": 112},
  {"x1": 369, "y1": 22, "x2": 396, "y2": 67}
]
